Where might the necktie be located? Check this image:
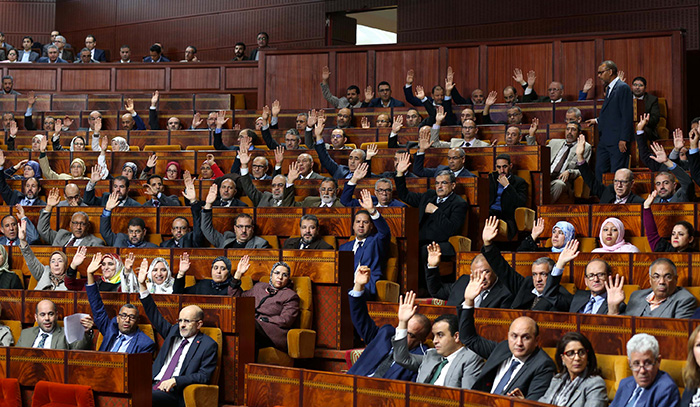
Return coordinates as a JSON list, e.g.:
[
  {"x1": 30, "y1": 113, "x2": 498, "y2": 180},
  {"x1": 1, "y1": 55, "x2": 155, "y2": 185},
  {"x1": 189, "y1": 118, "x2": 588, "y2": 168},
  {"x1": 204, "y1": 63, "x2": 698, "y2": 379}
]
[
  {"x1": 475, "y1": 289, "x2": 489, "y2": 308},
  {"x1": 493, "y1": 359, "x2": 520, "y2": 395},
  {"x1": 152, "y1": 199, "x2": 160, "y2": 208},
  {"x1": 110, "y1": 334, "x2": 125, "y2": 352},
  {"x1": 604, "y1": 86, "x2": 610, "y2": 98},
  {"x1": 582, "y1": 297, "x2": 596, "y2": 314},
  {"x1": 36, "y1": 332, "x2": 49, "y2": 348},
  {"x1": 626, "y1": 387, "x2": 642, "y2": 407},
  {"x1": 427, "y1": 357, "x2": 449, "y2": 384},
  {"x1": 465, "y1": 142, "x2": 471, "y2": 147},
  {"x1": 531, "y1": 296, "x2": 542, "y2": 309},
  {"x1": 65, "y1": 236, "x2": 76, "y2": 247},
  {"x1": 300, "y1": 242, "x2": 308, "y2": 250},
  {"x1": 436, "y1": 197, "x2": 444, "y2": 205},
  {"x1": 355, "y1": 240, "x2": 363, "y2": 253},
  {"x1": 552, "y1": 144, "x2": 574, "y2": 175},
  {"x1": 372, "y1": 349, "x2": 395, "y2": 378},
  {"x1": 154, "y1": 338, "x2": 188, "y2": 390}
]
